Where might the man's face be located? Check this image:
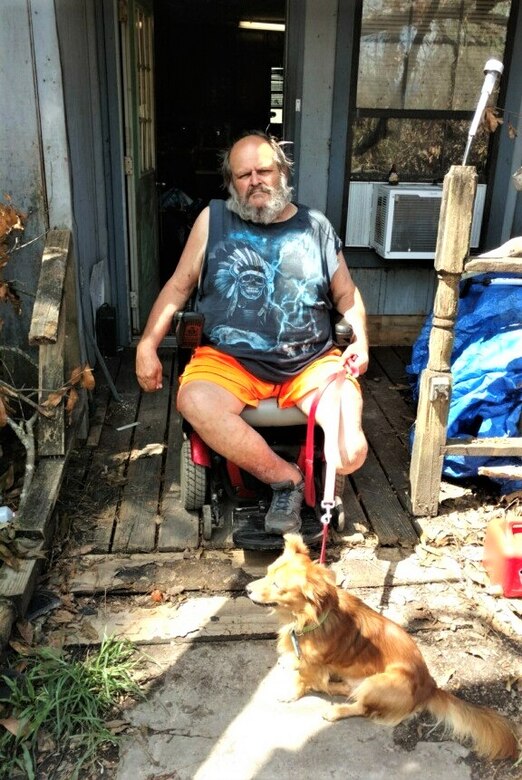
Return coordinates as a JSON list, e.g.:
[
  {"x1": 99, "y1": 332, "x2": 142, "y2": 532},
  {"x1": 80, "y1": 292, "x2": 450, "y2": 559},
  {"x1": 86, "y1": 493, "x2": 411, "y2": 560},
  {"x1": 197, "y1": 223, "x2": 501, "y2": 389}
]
[
  {"x1": 230, "y1": 138, "x2": 281, "y2": 206},
  {"x1": 227, "y1": 137, "x2": 292, "y2": 224}
]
